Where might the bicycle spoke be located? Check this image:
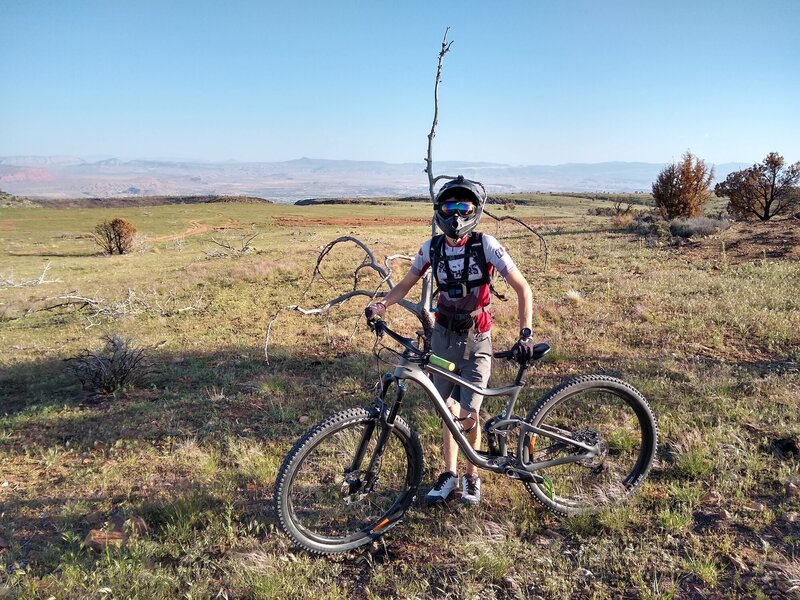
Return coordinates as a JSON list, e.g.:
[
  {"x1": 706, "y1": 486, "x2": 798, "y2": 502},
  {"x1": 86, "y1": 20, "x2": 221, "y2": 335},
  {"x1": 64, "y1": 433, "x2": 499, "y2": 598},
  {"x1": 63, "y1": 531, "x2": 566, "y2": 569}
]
[{"x1": 525, "y1": 378, "x2": 657, "y2": 513}]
